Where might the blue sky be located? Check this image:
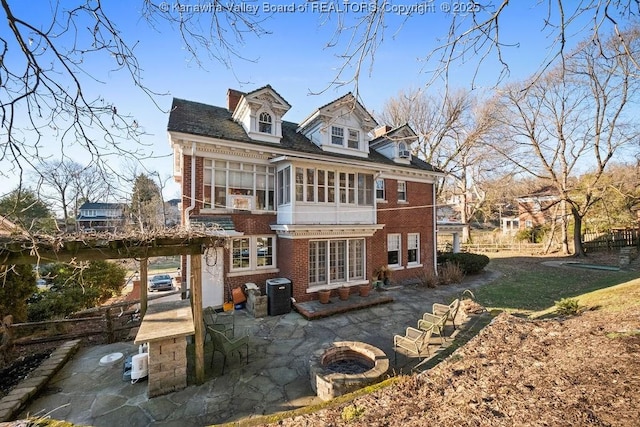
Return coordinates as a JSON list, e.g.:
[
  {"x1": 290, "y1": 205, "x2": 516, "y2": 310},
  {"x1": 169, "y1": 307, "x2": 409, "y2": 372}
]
[{"x1": 3, "y1": 1, "x2": 594, "y2": 201}]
